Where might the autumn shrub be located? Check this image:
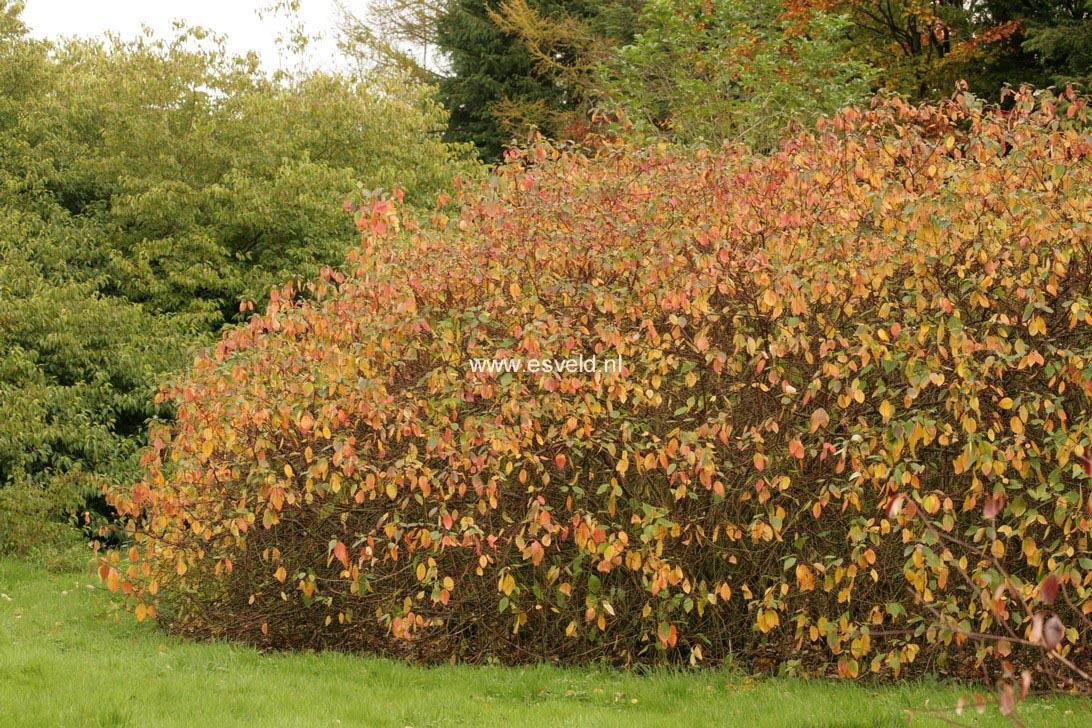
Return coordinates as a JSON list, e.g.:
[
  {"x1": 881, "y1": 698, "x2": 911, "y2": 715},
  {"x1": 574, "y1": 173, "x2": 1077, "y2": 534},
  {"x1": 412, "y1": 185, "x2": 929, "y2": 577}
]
[
  {"x1": 891, "y1": 485, "x2": 1092, "y2": 719},
  {"x1": 104, "y1": 87, "x2": 1092, "y2": 674}
]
